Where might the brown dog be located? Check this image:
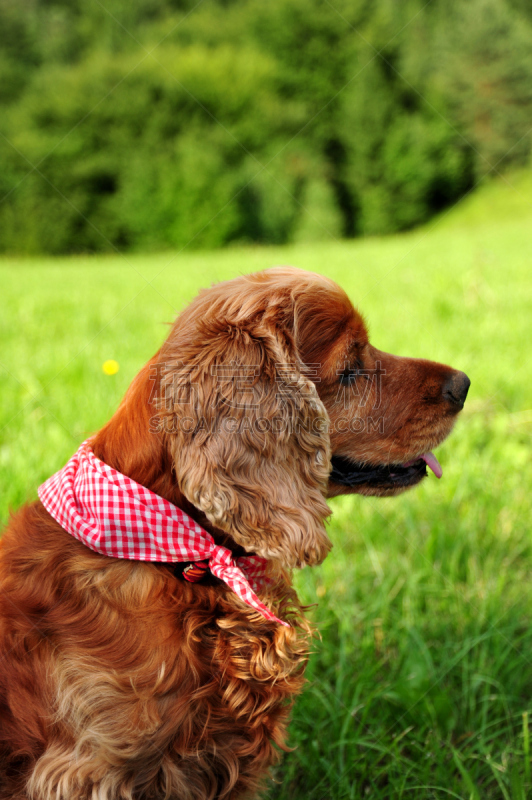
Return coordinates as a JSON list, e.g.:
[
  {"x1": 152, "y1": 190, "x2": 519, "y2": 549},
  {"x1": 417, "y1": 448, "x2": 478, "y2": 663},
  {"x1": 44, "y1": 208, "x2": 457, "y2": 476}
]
[{"x1": 0, "y1": 268, "x2": 469, "y2": 799}]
